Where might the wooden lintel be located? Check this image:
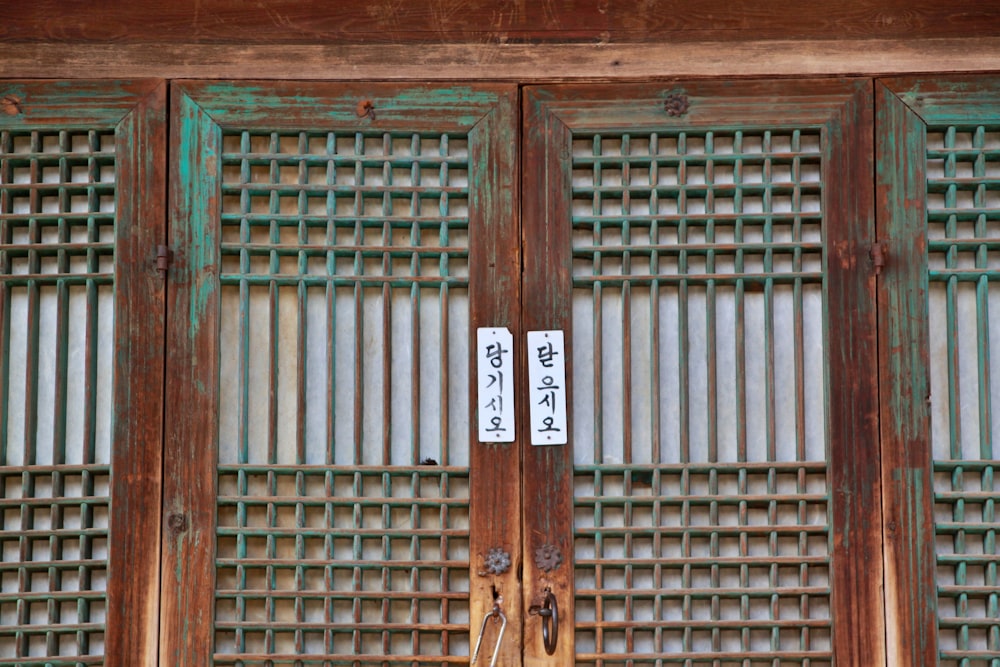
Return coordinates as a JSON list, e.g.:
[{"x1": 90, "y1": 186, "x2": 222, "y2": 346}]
[{"x1": 3, "y1": 38, "x2": 1000, "y2": 81}]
